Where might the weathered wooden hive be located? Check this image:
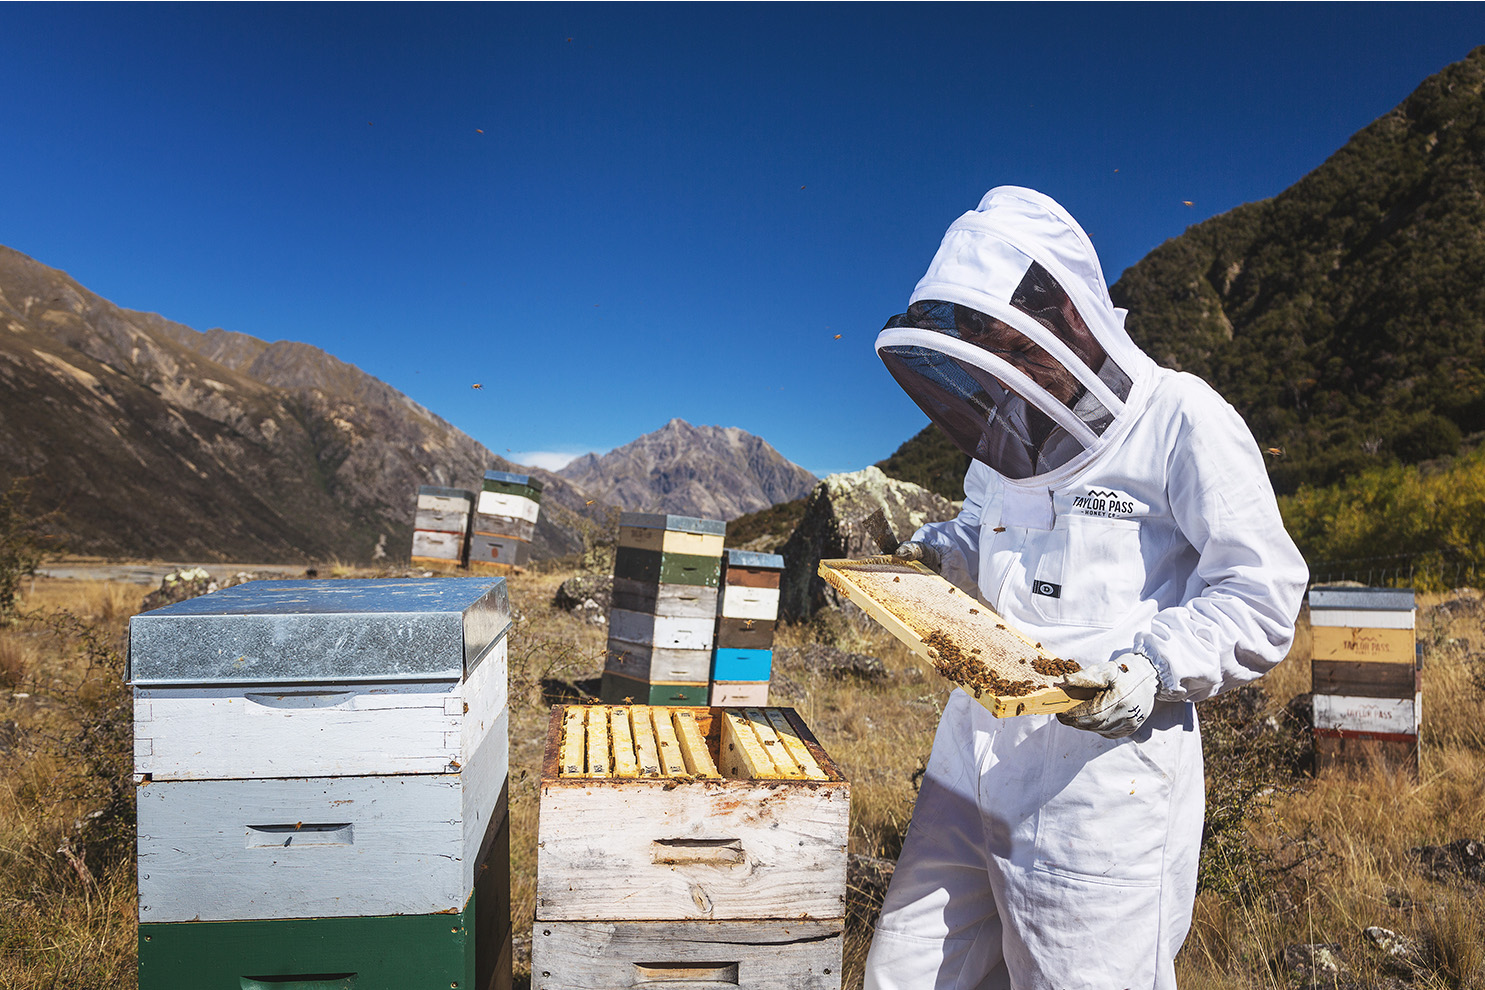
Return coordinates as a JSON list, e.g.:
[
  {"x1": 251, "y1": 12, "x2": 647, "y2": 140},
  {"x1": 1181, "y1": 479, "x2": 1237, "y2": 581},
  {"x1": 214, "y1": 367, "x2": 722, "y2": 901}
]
[
  {"x1": 471, "y1": 470, "x2": 542, "y2": 570},
  {"x1": 130, "y1": 578, "x2": 513, "y2": 990},
  {"x1": 411, "y1": 485, "x2": 475, "y2": 567},
  {"x1": 710, "y1": 549, "x2": 784, "y2": 706},
  {"x1": 602, "y1": 513, "x2": 726, "y2": 706},
  {"x1": 1308, "y1": 586, "x2": 1420, "y2": 774},
  {"x1": 533, "y1": 704, "x2": 848, "y2": 990}
]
